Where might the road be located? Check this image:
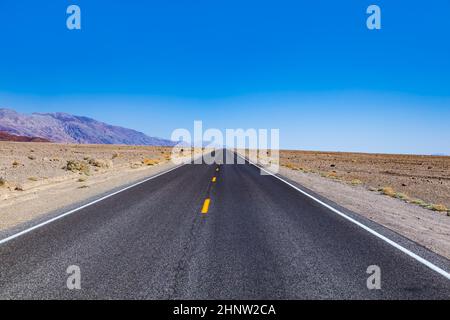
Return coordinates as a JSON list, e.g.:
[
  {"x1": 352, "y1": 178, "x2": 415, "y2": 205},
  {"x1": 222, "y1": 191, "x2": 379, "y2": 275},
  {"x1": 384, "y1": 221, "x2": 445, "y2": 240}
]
[{"x1": 0, "y1": 149, "x2": 449, "y2": 299}]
